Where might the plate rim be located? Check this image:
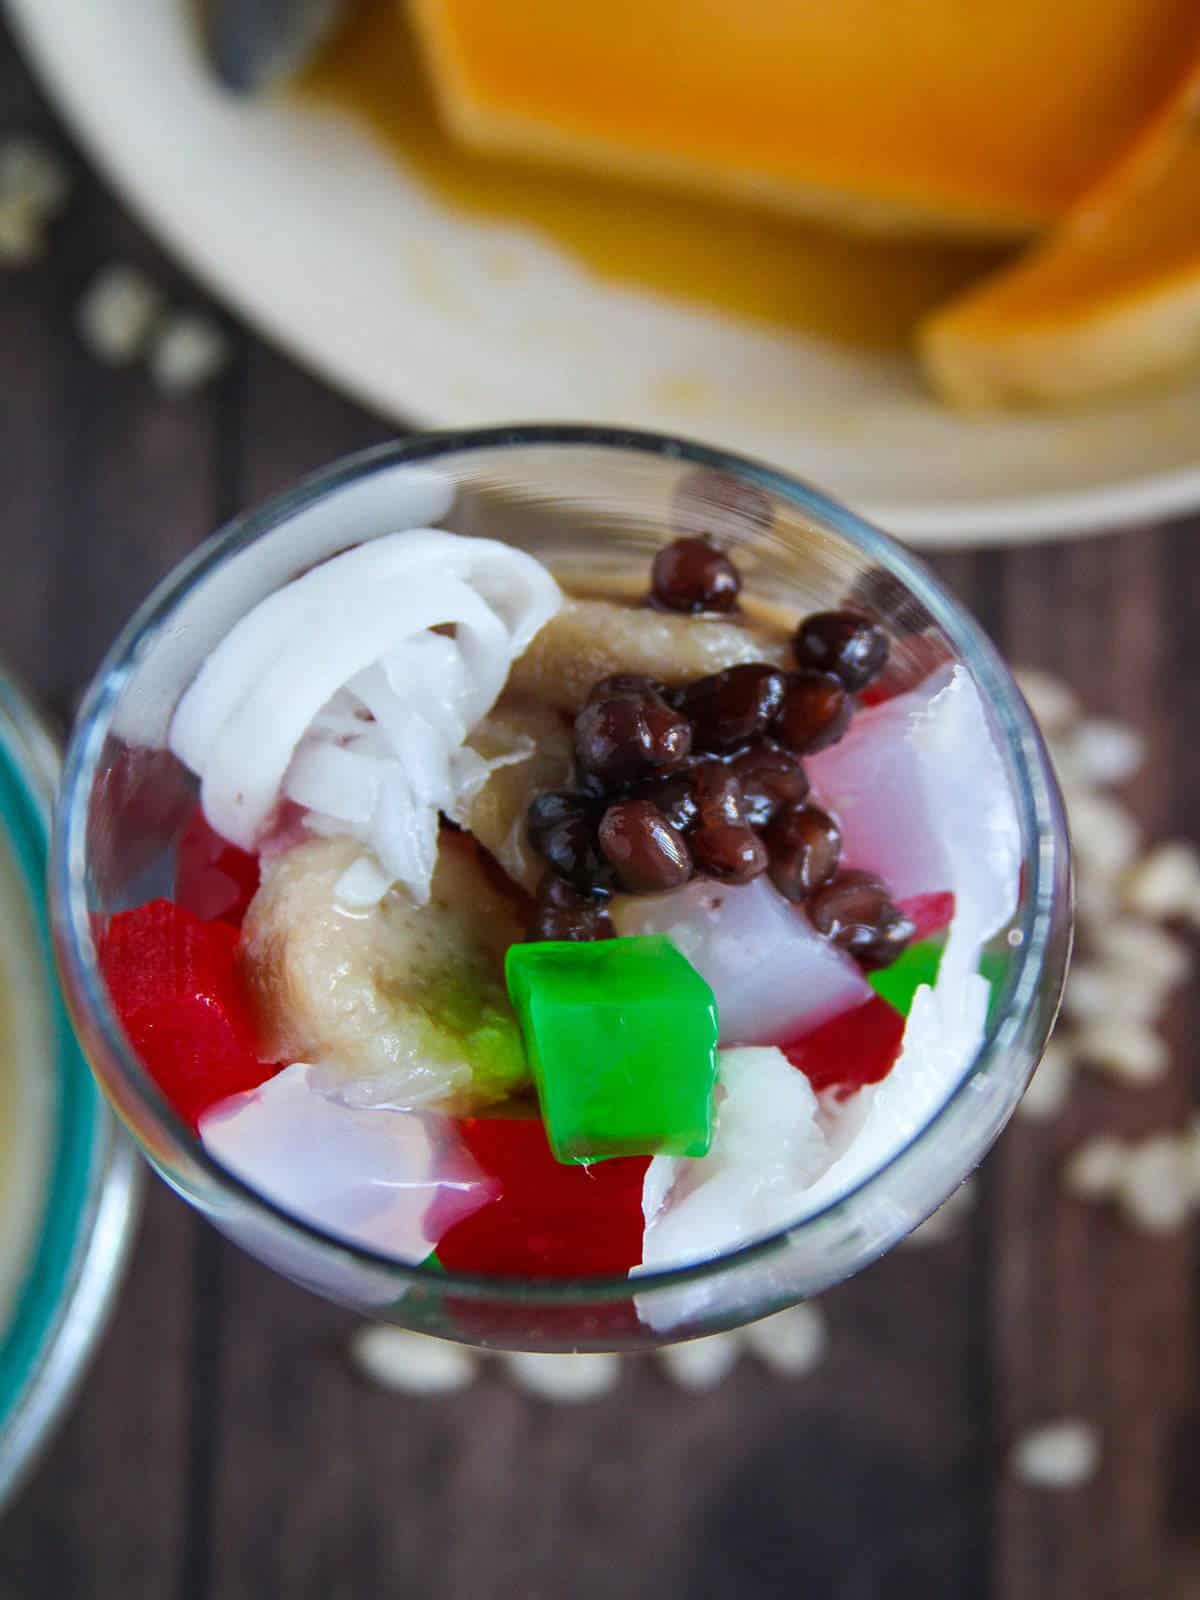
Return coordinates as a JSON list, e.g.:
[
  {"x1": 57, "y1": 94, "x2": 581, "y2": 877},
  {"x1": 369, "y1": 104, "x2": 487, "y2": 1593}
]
[{"x1": 6, "y1": 0, "x2": 1199, "y2": 548}]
